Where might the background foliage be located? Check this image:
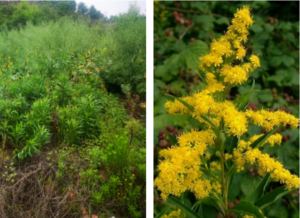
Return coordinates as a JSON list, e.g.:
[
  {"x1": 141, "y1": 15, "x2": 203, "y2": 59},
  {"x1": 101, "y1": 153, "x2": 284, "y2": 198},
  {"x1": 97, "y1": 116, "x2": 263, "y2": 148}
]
[{"x1": 154, "y1": 1, "x2": 299, "y2": 218}]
